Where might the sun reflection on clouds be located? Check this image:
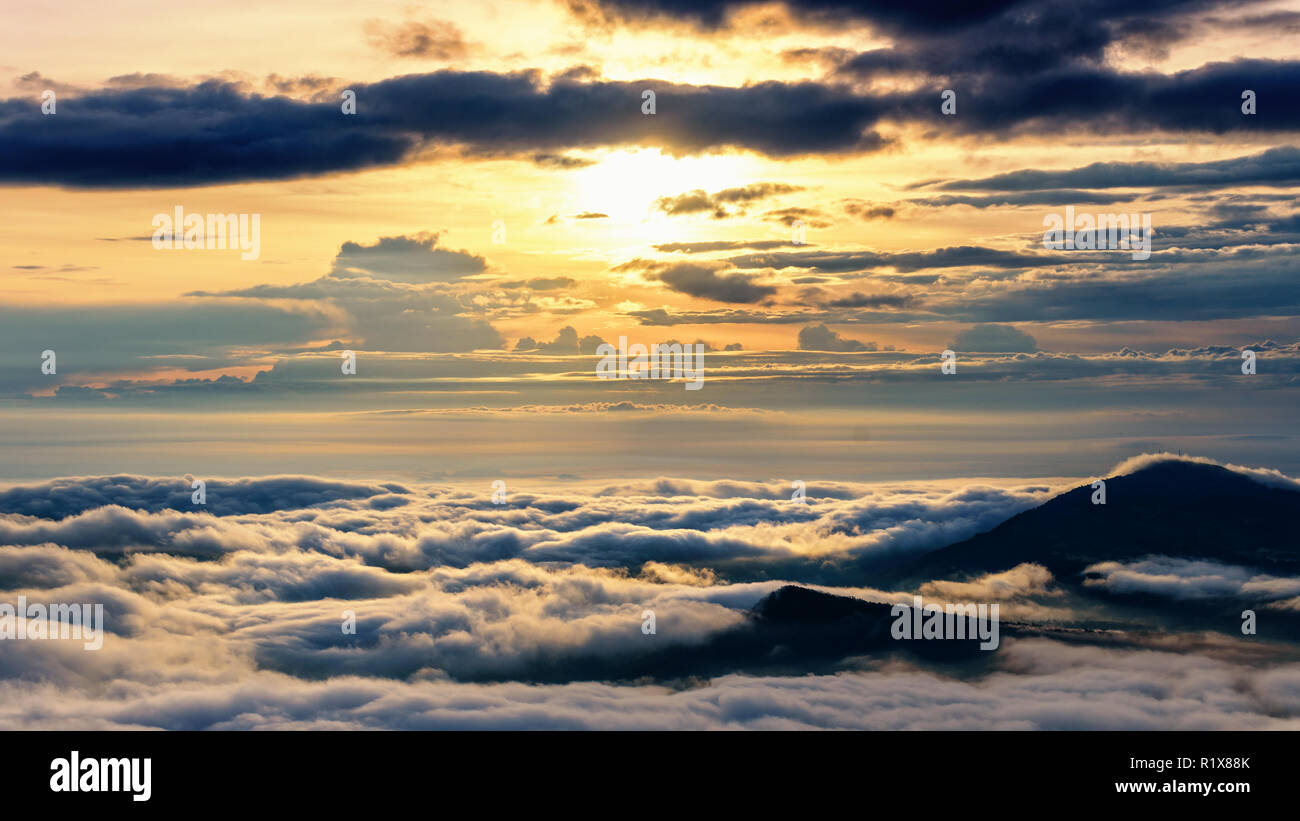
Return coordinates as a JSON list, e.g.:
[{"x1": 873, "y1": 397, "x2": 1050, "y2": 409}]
[{"x1": 572, "y1": 148, "x2": 762, "y2": 221}]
